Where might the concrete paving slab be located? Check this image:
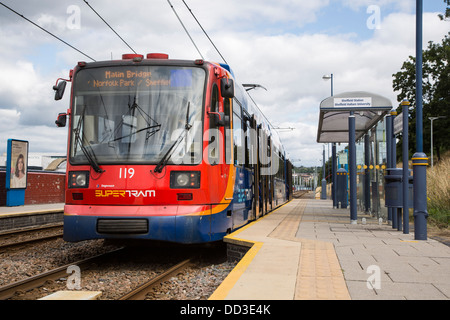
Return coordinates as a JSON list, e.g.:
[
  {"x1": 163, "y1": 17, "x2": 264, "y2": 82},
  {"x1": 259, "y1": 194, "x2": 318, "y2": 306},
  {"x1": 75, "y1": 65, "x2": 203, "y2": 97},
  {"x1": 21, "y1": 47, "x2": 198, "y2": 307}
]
[
  {"x1": 39, "y1": 290, "x2": 102, "y2": 300},
  {"x1": 211, "y1": 196, "x2": 450, "y2": 300}
]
